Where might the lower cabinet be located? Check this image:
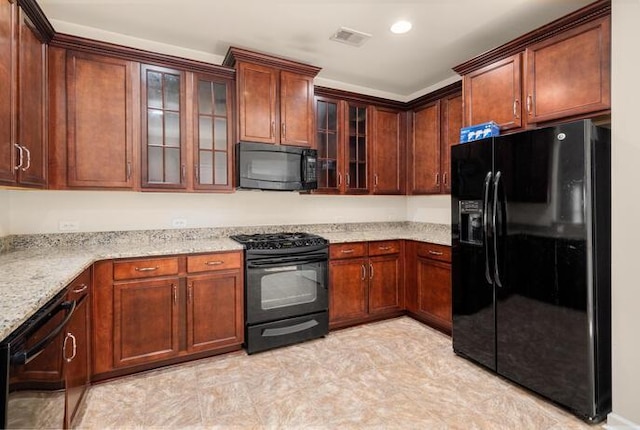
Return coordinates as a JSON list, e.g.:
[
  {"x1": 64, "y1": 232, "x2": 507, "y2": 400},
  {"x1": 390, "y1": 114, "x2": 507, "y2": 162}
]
[
  {"x1": 405, "y1": 241, "x2": 452, "y2": 334},
  {"x1": 92, "y1": 251, "x2": 244, "y2": 379},
  {"x1": 329, "y1": 241, "x2": 404, "y2": 329}
]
